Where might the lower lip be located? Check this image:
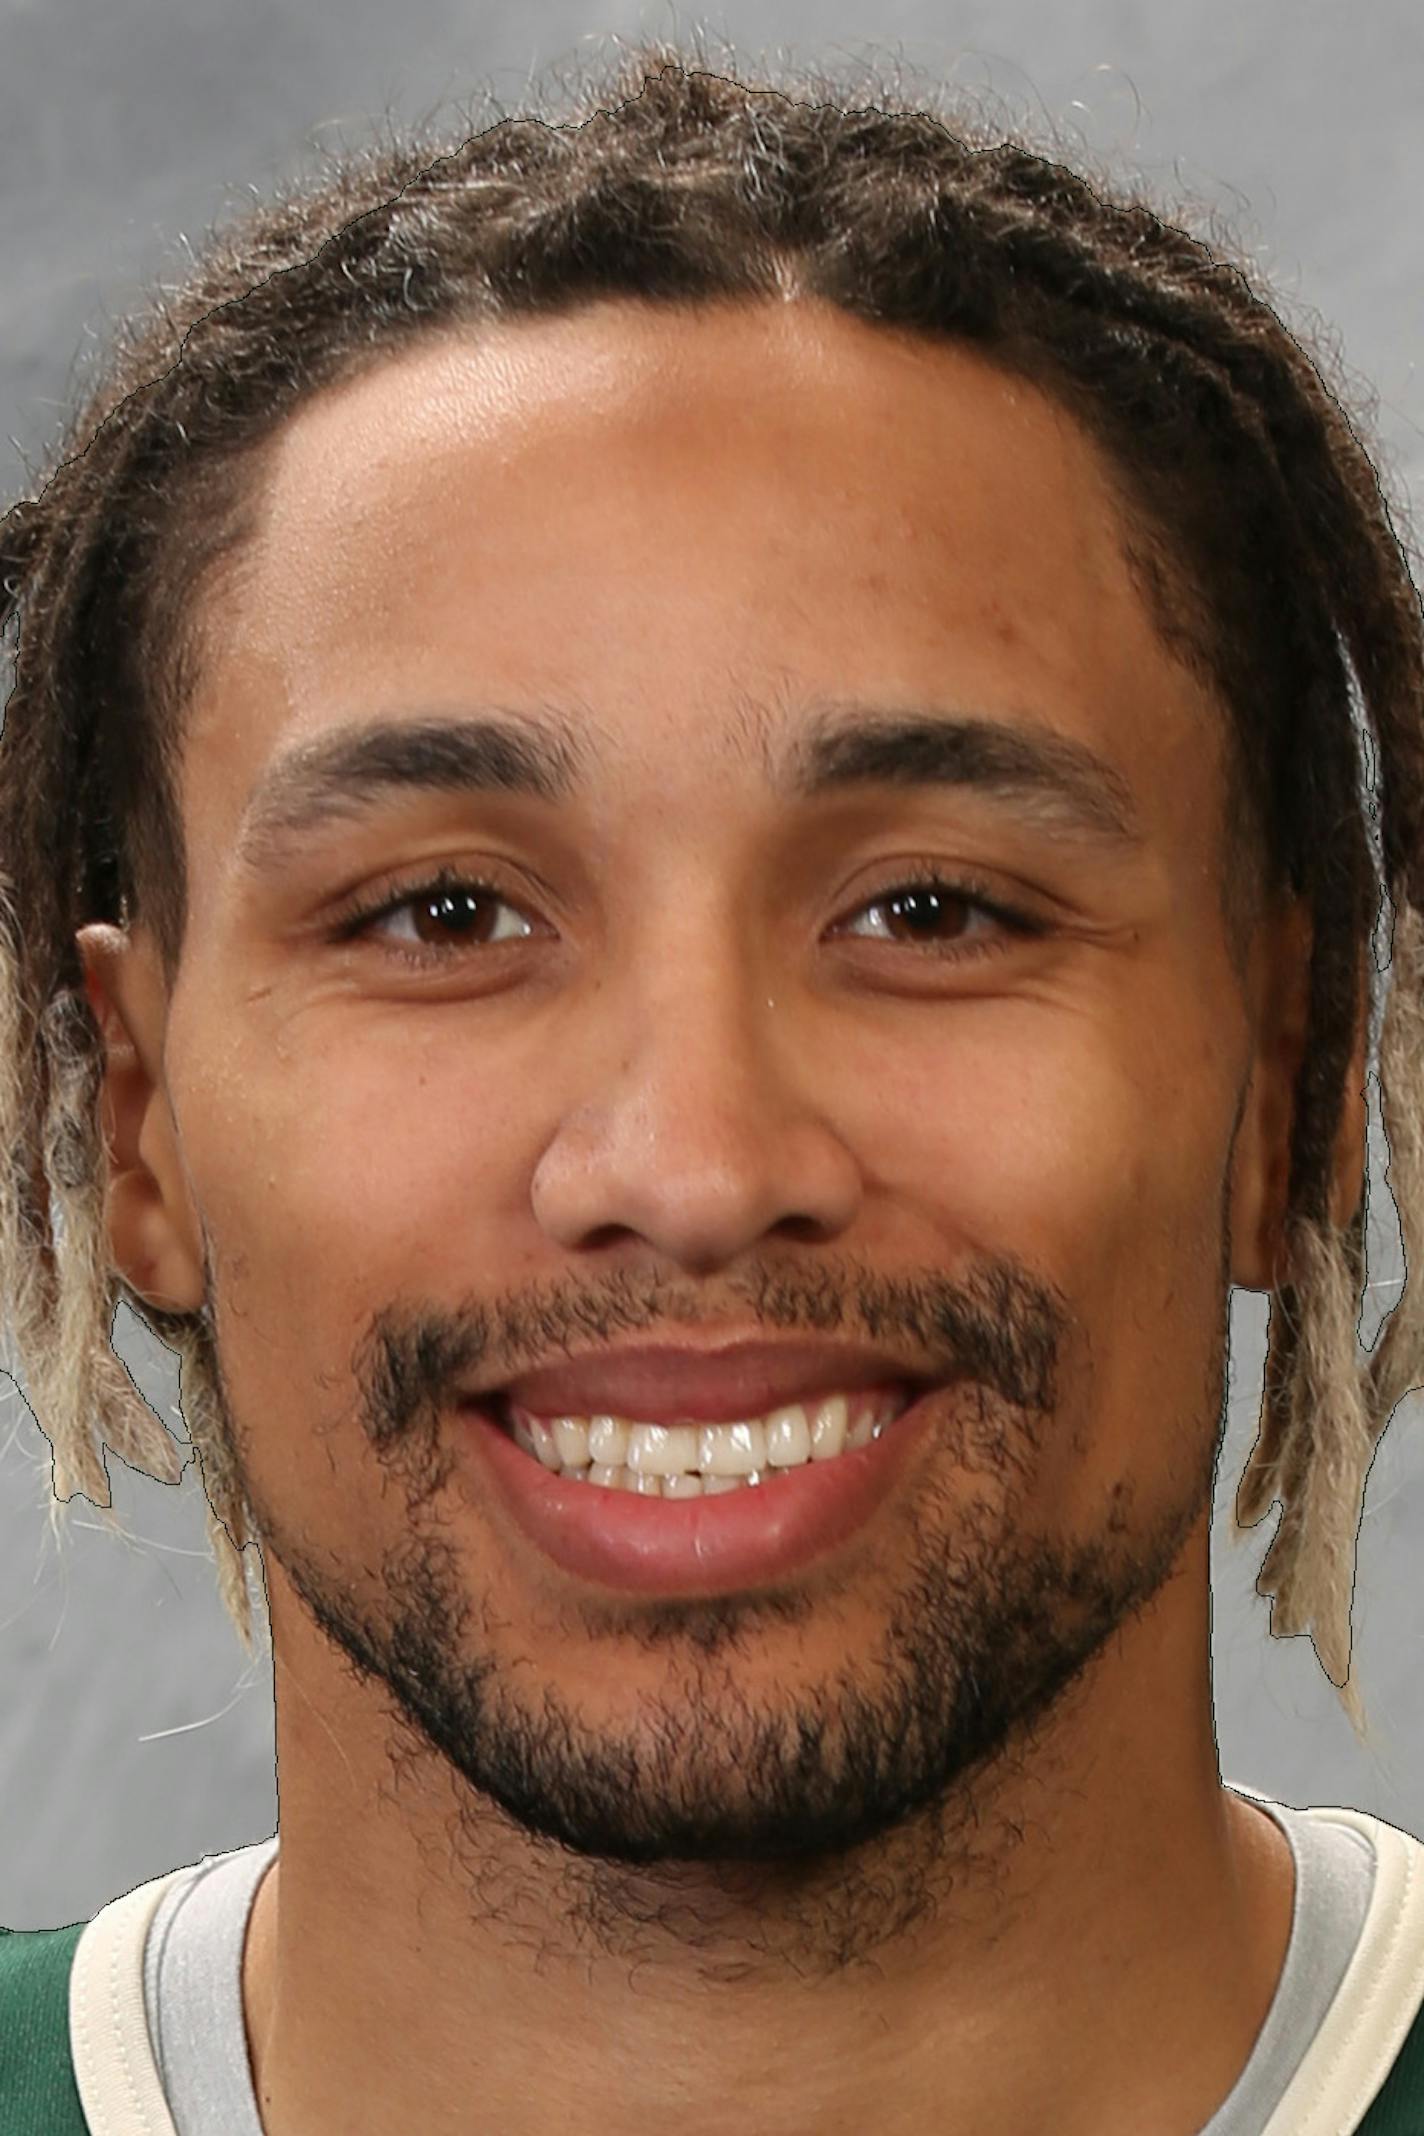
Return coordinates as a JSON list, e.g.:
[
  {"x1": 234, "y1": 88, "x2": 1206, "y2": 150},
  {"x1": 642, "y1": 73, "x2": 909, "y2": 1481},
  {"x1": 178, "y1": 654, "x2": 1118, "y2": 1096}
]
[{"x1": 458, "y1": 1385, "x2": 941, "y2": 1596}]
